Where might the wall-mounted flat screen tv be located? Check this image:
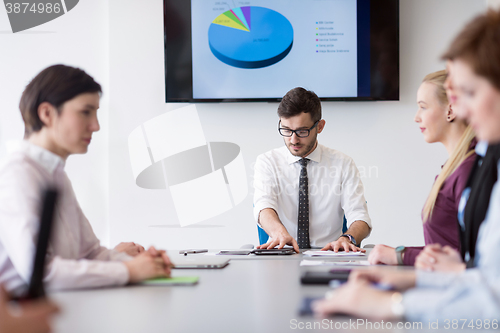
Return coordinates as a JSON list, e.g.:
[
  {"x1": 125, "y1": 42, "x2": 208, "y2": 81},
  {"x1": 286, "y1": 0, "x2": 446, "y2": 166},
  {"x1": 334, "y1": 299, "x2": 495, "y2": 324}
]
[{"x1": 164, "y1": 0, "x2": 399, "y2": 102}]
